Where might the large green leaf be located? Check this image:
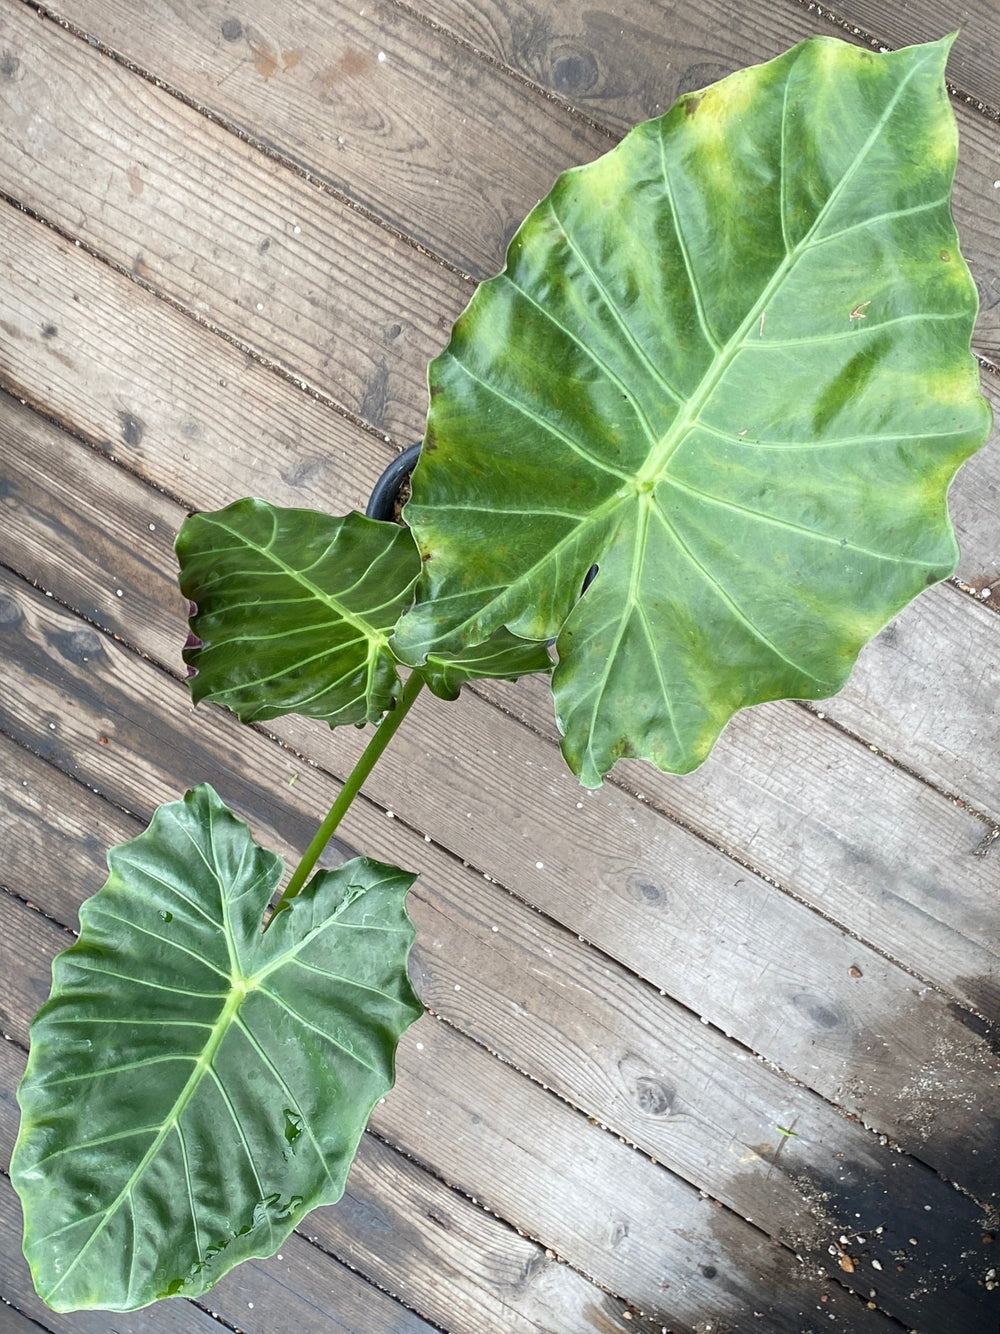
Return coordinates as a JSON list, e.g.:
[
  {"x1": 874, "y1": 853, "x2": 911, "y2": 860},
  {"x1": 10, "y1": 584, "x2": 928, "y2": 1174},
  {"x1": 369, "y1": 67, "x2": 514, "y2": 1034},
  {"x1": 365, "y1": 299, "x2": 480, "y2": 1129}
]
[
  {"x1": 177, "y1": 500, "x2": 551, "y2": 723},
  {"x1": 12, "y1": 786, "x2": 421, "y2": 1312},
  {"x1": 393, "y1": 35, "x2": 991, "y2": 786},
  {"x1": 178, "y1": 502, "x2": 419, "y2": 727}
]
